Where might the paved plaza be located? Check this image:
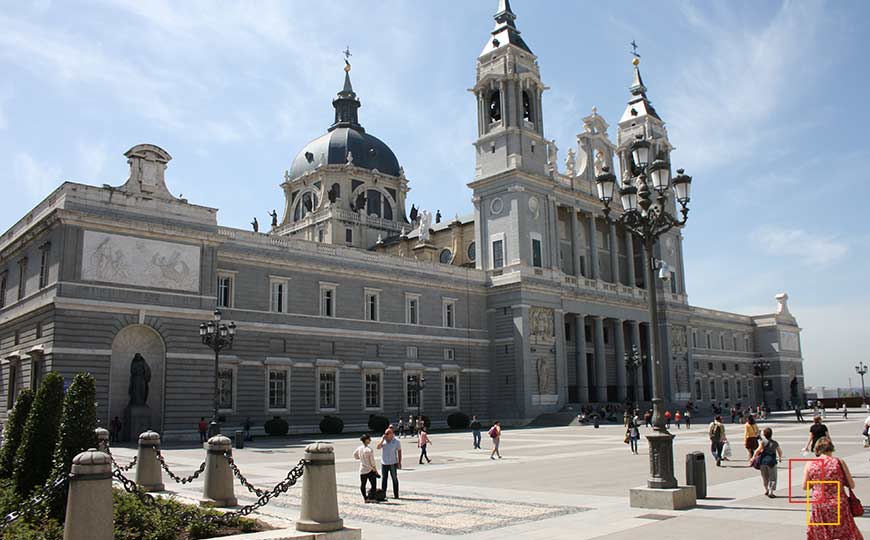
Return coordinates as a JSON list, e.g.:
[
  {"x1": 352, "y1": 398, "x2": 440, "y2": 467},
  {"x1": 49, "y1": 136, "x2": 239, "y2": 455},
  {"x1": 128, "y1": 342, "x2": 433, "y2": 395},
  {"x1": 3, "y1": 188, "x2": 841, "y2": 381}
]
[{"x1": 110, "y1": 412, "x2": 870, "y2": 539}]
